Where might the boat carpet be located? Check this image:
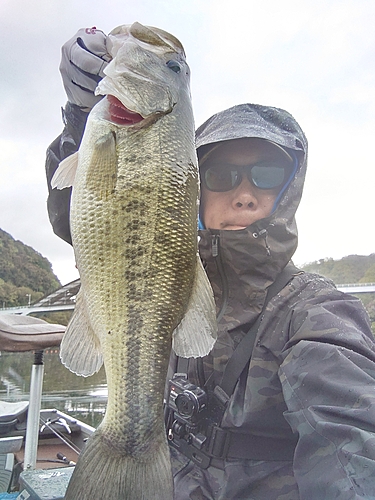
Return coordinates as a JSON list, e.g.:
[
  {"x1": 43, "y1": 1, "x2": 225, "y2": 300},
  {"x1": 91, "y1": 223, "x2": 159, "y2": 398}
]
[{"x1": 15, "y1": 440, "x2": 78, "y2": 470}]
